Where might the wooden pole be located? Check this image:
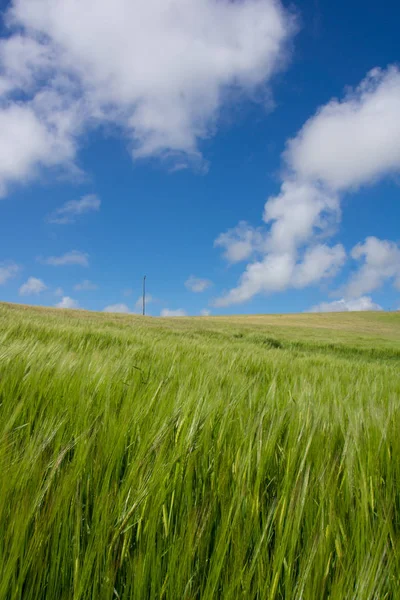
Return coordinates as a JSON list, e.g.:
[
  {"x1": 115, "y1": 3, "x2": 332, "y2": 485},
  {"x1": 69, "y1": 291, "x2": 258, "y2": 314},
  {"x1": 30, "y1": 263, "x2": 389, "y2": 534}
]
[{"x1": 142, "y1": 275, "x2": 146, "y2": 316}]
